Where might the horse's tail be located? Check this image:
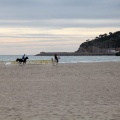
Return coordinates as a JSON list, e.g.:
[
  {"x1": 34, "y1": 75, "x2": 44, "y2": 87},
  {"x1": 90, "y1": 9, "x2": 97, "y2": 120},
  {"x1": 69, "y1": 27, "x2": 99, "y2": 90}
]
[{"x1": 16, "y1": 58, "x2": 18, "y2": 61}]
